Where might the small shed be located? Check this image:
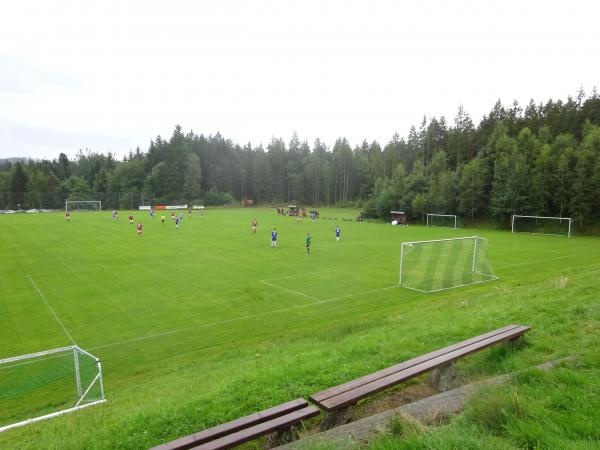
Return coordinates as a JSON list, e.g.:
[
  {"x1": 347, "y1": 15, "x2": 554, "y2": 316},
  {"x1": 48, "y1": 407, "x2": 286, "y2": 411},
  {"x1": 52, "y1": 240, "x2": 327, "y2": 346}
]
[{"x1": 390, "y1": 210, "x2": 407, "y2": 225}]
